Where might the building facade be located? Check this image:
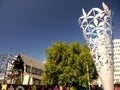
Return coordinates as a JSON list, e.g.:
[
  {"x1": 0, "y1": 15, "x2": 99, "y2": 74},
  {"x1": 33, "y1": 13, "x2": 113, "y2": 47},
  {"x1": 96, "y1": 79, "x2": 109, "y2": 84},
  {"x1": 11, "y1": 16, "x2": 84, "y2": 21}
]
[
  {"x1": 0, "y1": 53, "x2": 44, "y2": 85},
  {"x1": 113, "y1": 39, "x2": 120, "y2": 83},
  {"x1": 14, "y1": 53, "x2": 44, "y2": 85}
]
